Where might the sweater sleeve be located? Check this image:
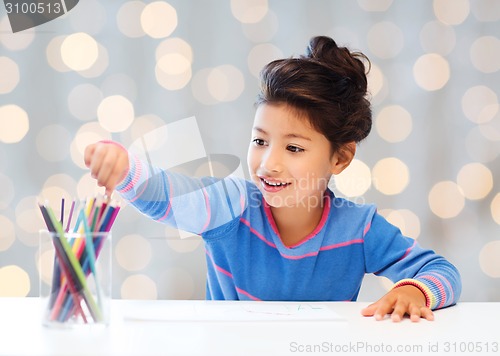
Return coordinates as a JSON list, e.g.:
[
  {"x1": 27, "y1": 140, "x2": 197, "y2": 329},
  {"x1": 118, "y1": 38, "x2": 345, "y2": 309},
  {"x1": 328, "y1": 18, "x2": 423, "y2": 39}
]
[
  {"x1": 363, "y1": 212, "x2": 462, "y2": 310},
  {"x1": 115, "y1": 152, "x2": 247, "y2": 235}
]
